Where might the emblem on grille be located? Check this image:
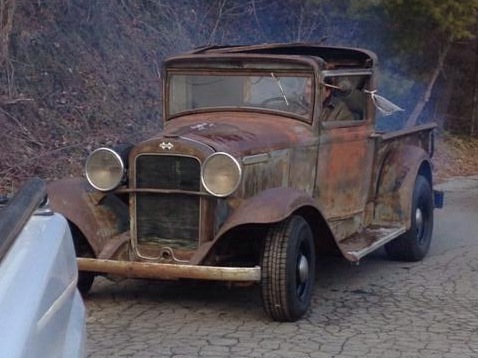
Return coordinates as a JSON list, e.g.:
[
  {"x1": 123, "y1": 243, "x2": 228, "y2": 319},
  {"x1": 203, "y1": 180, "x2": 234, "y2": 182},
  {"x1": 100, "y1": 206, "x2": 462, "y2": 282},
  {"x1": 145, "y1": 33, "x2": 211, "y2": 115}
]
[{"x1": 159, "y1": 142, "x2": 174, "y2": 150}]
